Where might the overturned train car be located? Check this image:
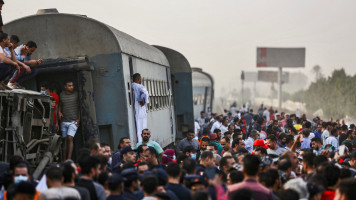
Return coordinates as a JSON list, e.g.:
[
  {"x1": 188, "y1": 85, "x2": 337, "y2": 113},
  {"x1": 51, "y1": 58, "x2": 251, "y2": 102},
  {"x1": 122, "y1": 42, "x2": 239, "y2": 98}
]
[{"x1": 0, "y1": 89, "x2": 62, "y2": 179}]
